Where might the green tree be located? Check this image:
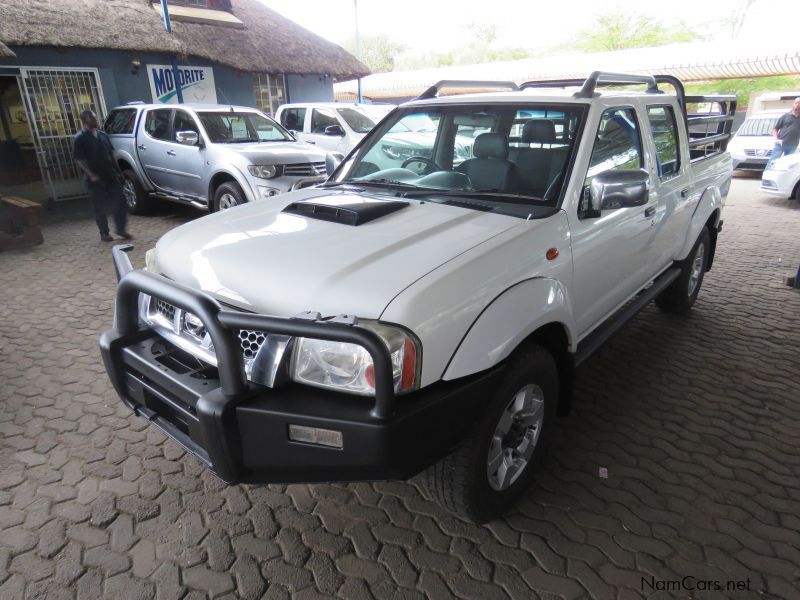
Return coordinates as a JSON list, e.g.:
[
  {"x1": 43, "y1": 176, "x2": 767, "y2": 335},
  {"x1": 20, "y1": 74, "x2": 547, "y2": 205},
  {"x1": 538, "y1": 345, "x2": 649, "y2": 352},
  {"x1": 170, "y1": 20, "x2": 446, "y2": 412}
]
[
  {"x1": 342, "y1": 35, "x2": 405, "y2": 73},
  {"x1": 576, "y1": 13, "x2": 699, "y2": 52},
  {"x1": 686, "y1": 75, "x2": 800, "y2": 111}
]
